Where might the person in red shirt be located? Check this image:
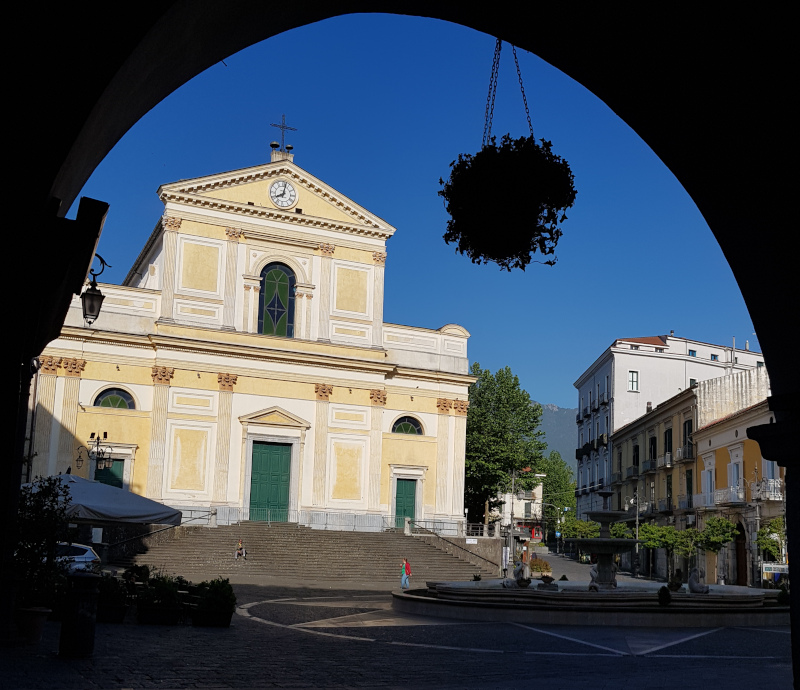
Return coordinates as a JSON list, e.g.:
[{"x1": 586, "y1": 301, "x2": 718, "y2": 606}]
[{"x1": 401, "y1": 558, "x2": 412, "y2": 589}]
